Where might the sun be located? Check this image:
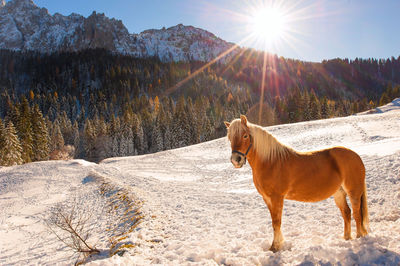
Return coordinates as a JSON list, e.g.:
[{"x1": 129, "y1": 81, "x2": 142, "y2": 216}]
[{"x1": 250, "y1": 7, "x2": 287, "y2": 45}]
